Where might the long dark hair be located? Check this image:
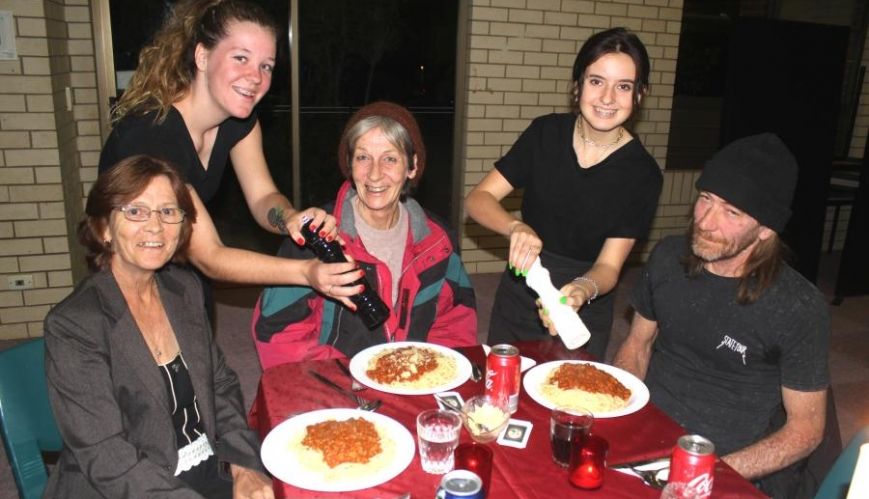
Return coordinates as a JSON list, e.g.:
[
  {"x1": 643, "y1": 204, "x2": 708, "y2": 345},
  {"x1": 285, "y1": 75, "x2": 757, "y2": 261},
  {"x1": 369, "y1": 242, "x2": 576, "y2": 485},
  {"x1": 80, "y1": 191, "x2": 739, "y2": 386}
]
[{"x1": 571, "y1": 27, "x2": 651, "y2": 111}]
